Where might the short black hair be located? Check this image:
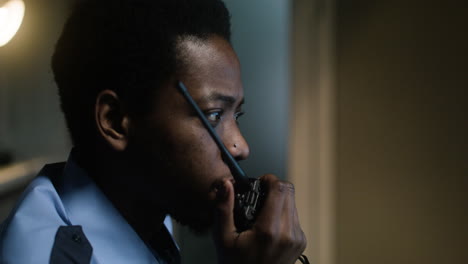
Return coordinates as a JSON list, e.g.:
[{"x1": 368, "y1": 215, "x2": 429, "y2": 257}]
[{"x1": 52, "y1": 0, "x2": 231, "y2": 149}]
